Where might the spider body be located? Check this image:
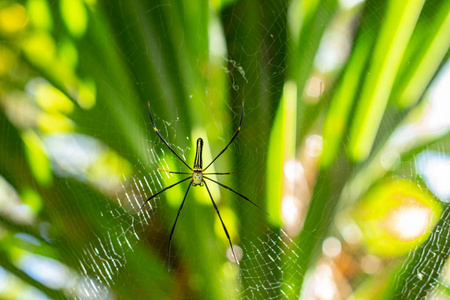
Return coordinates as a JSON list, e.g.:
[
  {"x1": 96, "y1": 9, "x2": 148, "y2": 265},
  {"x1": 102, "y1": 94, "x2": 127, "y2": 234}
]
[
  {"x1": 192, "y1": 138, "x2": 204, "y2": 186},
  {"x1": 142, "y1": 101, "x2": 268, "y2": 270}
]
